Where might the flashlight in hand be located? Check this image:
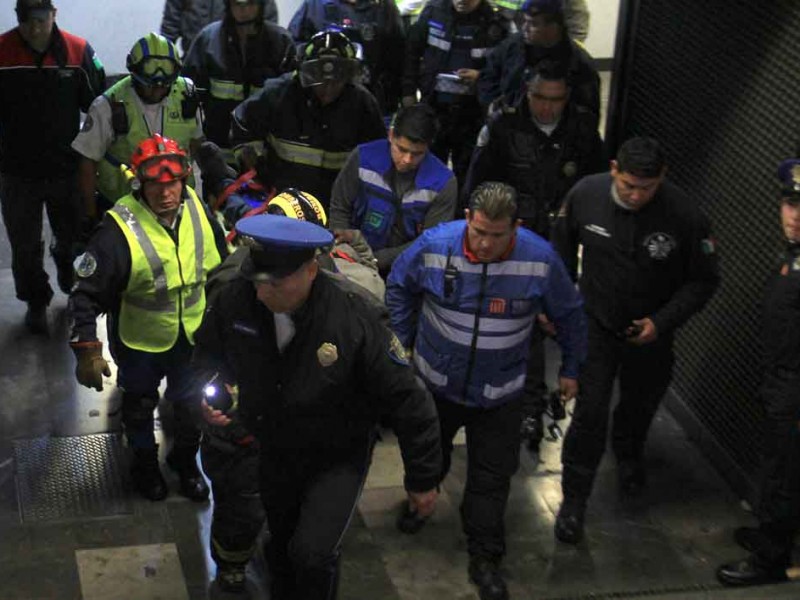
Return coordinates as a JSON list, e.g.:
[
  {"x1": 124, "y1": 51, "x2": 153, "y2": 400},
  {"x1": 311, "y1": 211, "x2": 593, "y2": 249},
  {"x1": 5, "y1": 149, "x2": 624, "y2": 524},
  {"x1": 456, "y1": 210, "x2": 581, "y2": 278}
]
[{"x1": 203, "y1": 373, "x2": 233, "y2": 413}]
